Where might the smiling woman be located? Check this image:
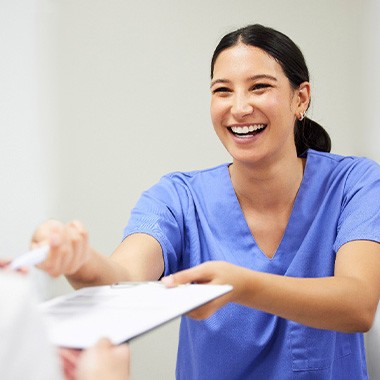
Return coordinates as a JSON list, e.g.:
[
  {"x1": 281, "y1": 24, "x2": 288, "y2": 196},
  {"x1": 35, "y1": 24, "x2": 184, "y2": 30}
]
[
  {"x1": 210, "y1": 24, "x2": 331, "y2": 159},
  {"x1": 31, "y1": 24, "x2": 380, "y2": 380},
  {"x1": 210, "y1": 44, "x2": 305, "y2": 168}
]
